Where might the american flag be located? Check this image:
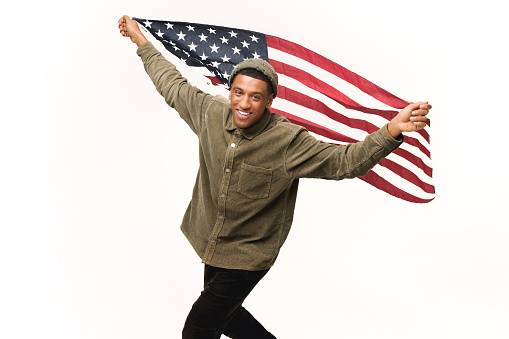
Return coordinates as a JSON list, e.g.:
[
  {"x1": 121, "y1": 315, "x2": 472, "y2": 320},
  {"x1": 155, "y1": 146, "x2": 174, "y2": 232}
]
[{"x1": 133, "y1": 17, "x2": 434, "y2": 203}]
